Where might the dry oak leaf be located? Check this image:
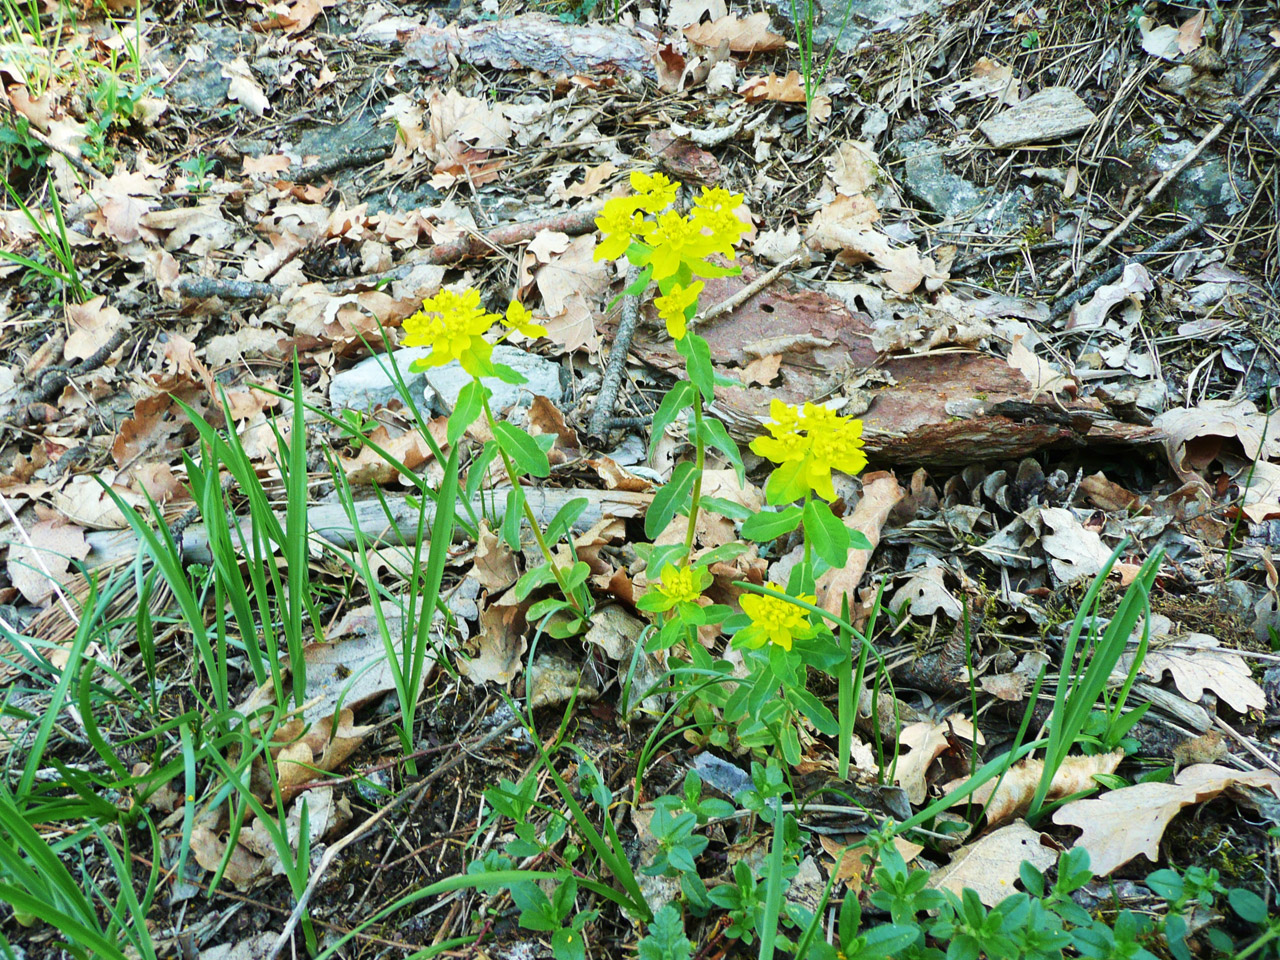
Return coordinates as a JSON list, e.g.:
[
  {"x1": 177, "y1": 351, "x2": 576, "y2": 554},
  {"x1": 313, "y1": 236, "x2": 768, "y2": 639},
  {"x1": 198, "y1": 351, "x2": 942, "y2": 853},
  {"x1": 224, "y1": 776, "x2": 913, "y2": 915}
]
[
  {"x1": 806, "y1": 196, "x2": 948, "y2": 294},
  {"x1": 1053, "y1": 764, "x2": 1280, "y2": 875},
  {"x1": 1123, "y1": 633, "x2": 1266, "y2": 714},
  {"x1": 927, "y1": 821, "x2": 1056, "y2": 906},
  {"x1": 826, "y1": 140, "x2": 883, "y2": 198},
  {"x1": 1152, "y1": 398, "x2": 1280, "y2": 487},
  {"x1": 1006, "y1": 335, "x2": 1073, "y2": 397},
  {"x1": 6, "y1": 519, "x2": 90, "y2": 605},
  {"x1": 221, "y1": 57, "x2": 270, "y2": 116},
  {"x1": 1039, "y1": 507, "x2": 1110, "y2": 584},
  {"x1": 338, "y1": 423, "x2": 443, "y2": 486},
  {"x1": 893, "y1": 714, "x2": 982, "y2": 805},
  {"x1": 65, "y1": 297, "x2": 128, "y2": 364},
  {"x1": 739, "y1": 71, "x2": 831, "y2": 119},
  {"x1": 890, "y1": 565, "x2": 962, "y2": 620},
  {"x1": 459, "y1": 590, "x2": 527, "y2": 685},
  {"x1": 684, "y1": 12, "x2": 785, "y2": 52},
  {"x1": 962, "y1": 751, "x2": 1123, "y2": 828}
]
